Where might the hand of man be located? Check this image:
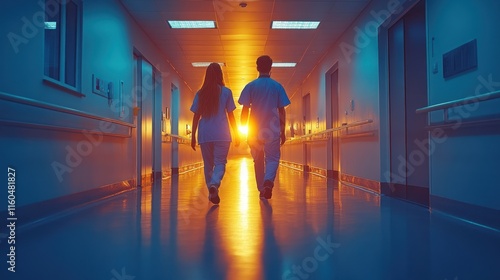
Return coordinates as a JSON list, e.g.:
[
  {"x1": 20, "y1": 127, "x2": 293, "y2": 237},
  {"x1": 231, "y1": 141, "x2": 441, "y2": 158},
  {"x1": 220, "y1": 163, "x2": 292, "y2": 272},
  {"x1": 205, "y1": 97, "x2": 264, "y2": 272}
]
[{"x1": 280, "y1": 132, "x2": 286, "y2": 146}]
